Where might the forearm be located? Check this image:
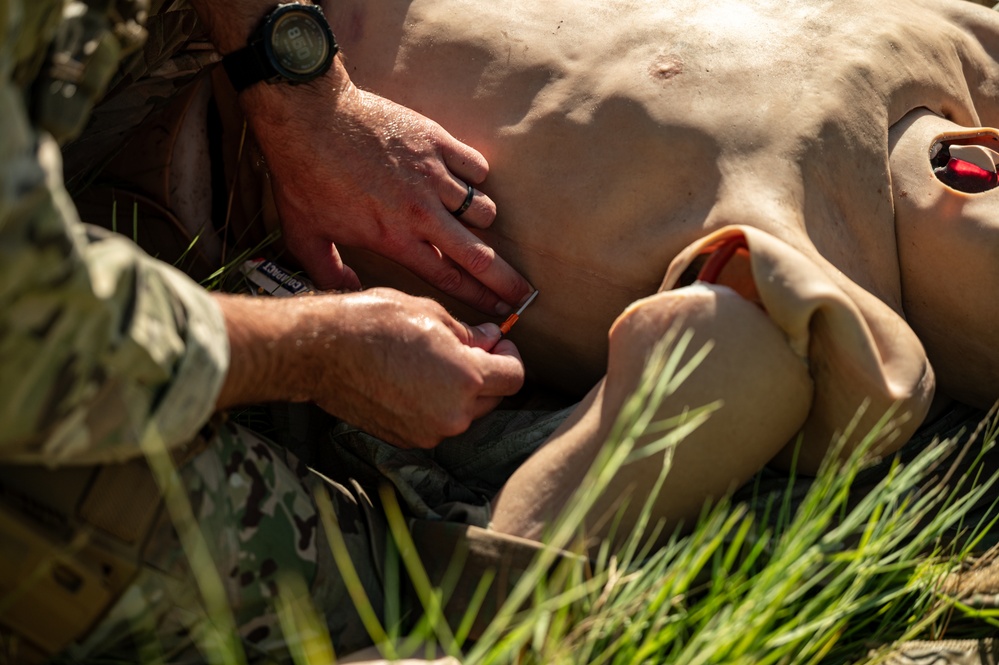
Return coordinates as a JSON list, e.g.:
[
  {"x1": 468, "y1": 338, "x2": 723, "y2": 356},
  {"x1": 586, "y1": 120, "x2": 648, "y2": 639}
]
[
  {"x1": 214, "y1": 287, "x2": 526, "y2": 449},
  {"x1": 214, "y1": 294, "x2": 326, "y2": 410}
]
